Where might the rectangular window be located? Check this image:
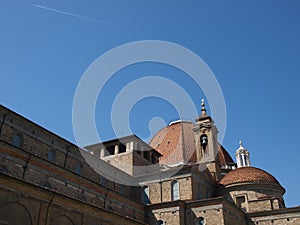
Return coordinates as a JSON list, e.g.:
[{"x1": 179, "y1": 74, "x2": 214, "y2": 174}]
[
  {"x1": 119, "y1": 144, "x2": 126, "y2": 153},
  {"x1": 236, "y1": 195, "x2": 247, "y2": 211},
  {"x1": 239, "y1": 155, "x2": 243, "y2": 166},
  {"x1": 171, "y1": 181, "x2": 179, "y2": 200},
  {"x1": 142, "y1": 186, "x2": 150, "y2": 204}
]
